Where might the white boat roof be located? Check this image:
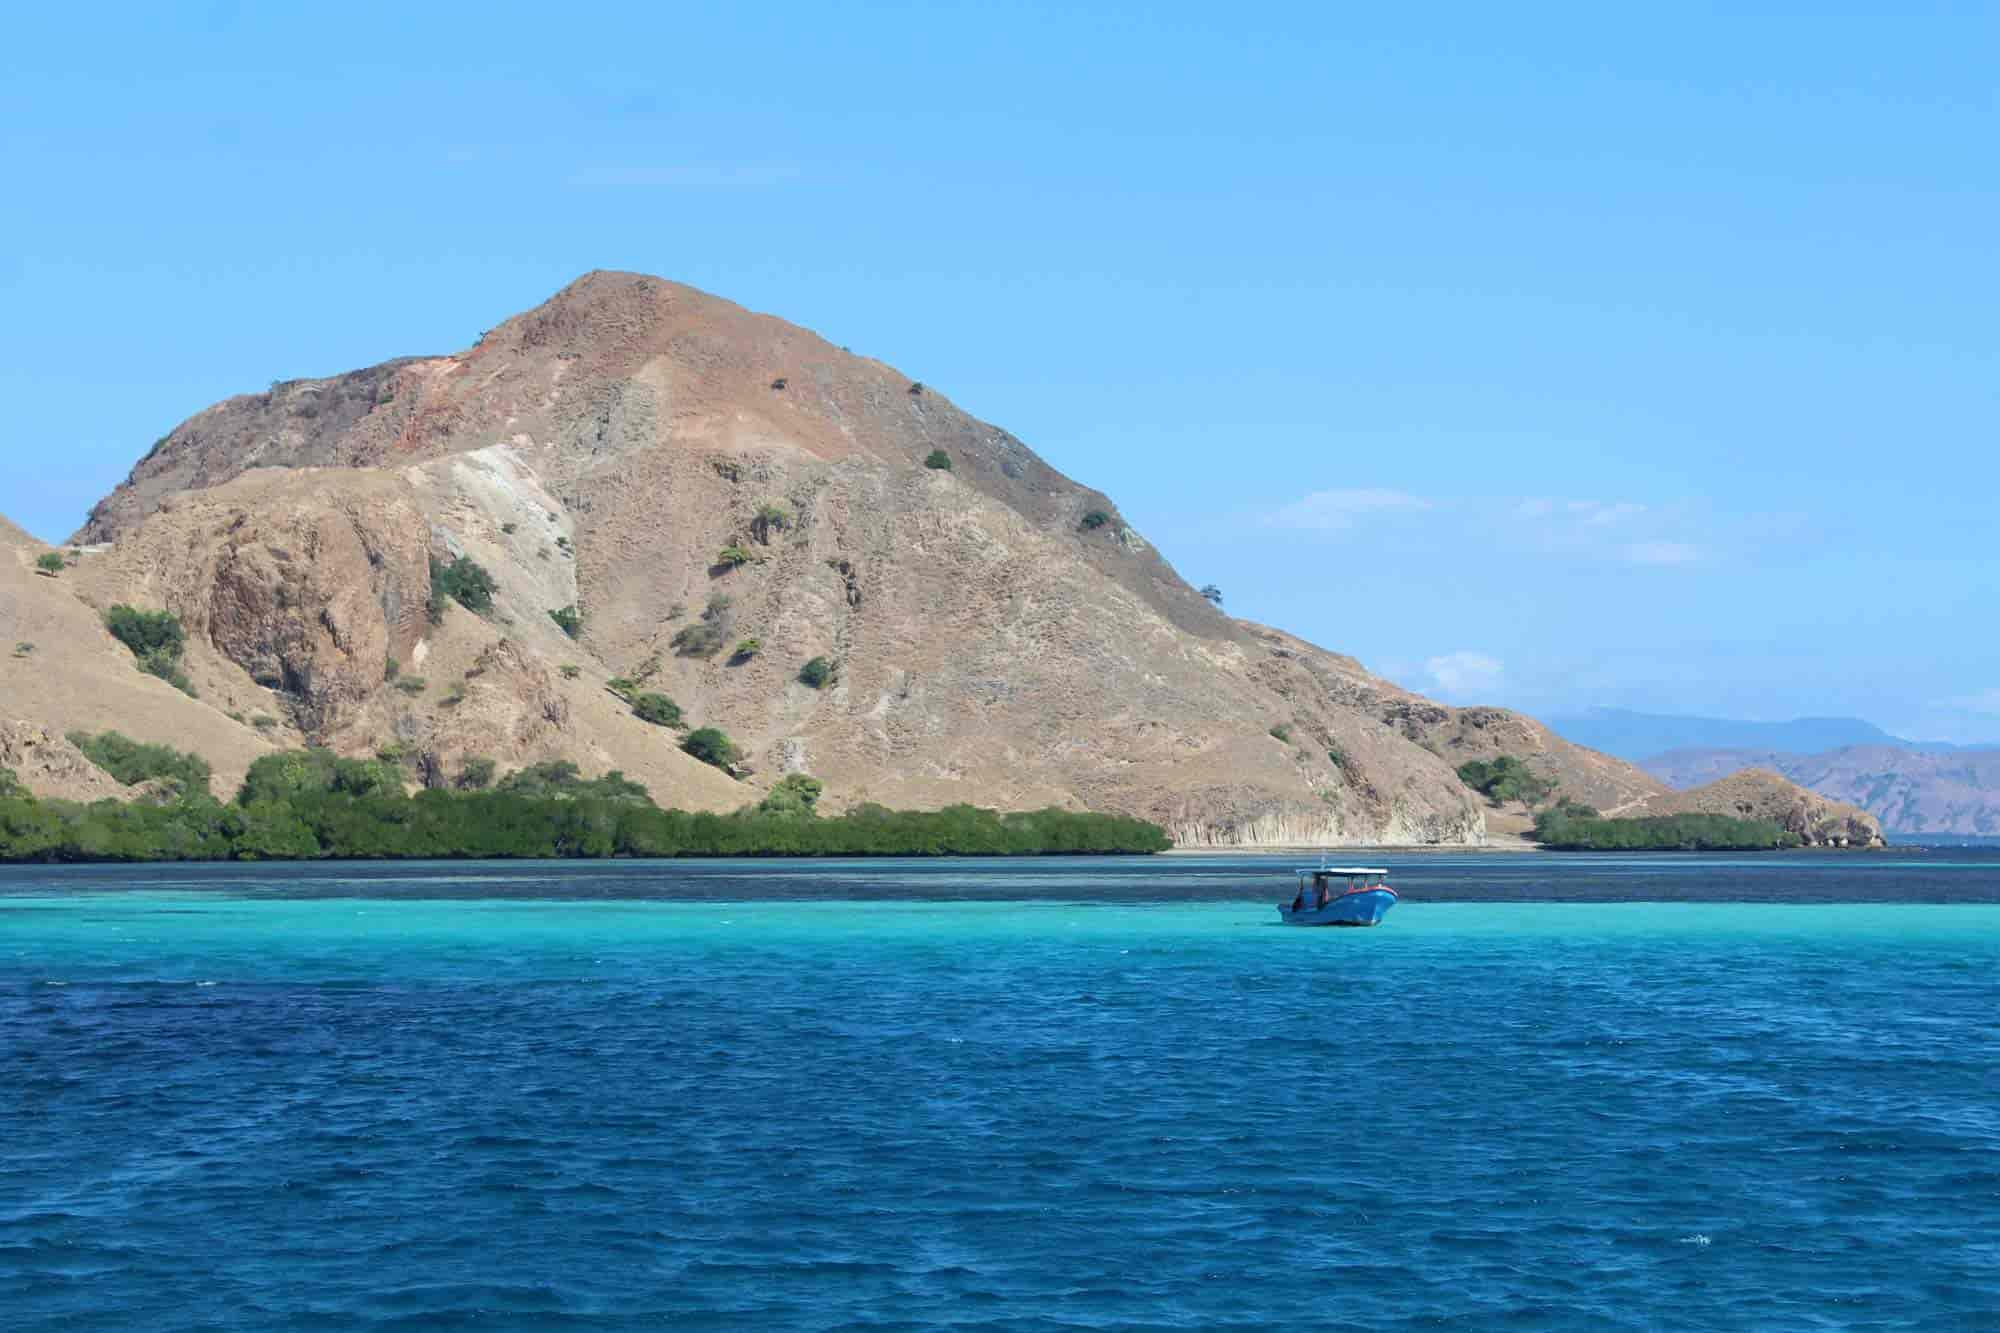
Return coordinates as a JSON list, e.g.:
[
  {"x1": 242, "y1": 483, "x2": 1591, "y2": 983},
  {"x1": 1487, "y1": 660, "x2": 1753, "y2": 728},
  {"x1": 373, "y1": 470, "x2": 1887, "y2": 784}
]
[{"x1": 1299, "y1": 866, "x2": 1389, "y2": 876}]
